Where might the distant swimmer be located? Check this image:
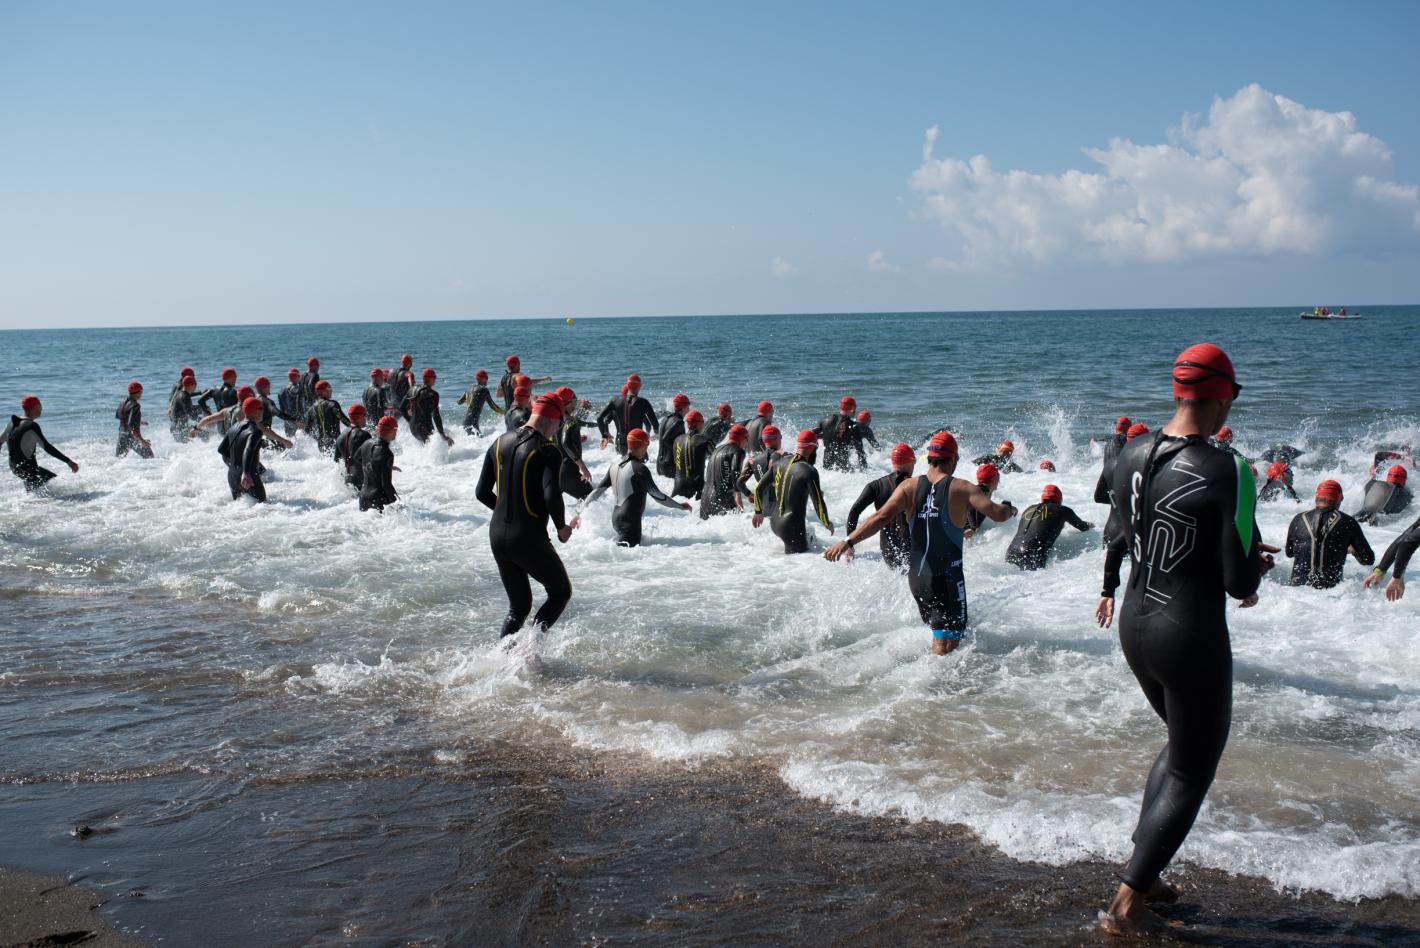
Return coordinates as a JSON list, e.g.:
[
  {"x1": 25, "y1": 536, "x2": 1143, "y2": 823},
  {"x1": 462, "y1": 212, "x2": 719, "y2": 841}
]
[
  {"x1": 597, "y1": 373, "x2": 658, "y2": 455},
  {"x1": 168, "y1": 374, "x2": 204, "y2": 440},
  {"x1": 1209, "y1": 424, "x2": 1240, "y2": 457},
  {"x1": 671, "y1": 410, "x2": 710, "y2": 499},
  {"x1": 1005, "y1": 484, "x2": 1093, "y2": 570},
  {"x1": 814, "y1": 396, "x2": 866, "y2": 471},
  {"x1": 854, "y1": 410, "x2": 880, "y2": 452},
  {"x1": 752, "y1": 430, "x2": 833, "y2": 553},
  {"x1": 334, "y1": 404, "x2": 373, "y2": 490},
  {"x1": 202, "y1": 367, "x2": 241, "y2": 414},
  {"x1": 744, "y1": 401, "x2": 775, "y2": 452},
  {"x1": 555, "y1": 390, "x2": 595, "y2": 501},
  {"x1": 844, "y1": 442, "x2": 916, "y2": 569},
  {"x1": 356, "y1": 415, "x2": 400, "y2": 512},
  {"x1": 1094, "y1": 342, "x2": 1274, "y2": 938},
  {"x1": 3, "y1": 395, "x2": 79, "y2": 490},
  {"x1": 363, "y1": 368, "x2": 392, "y2": 422},
  {"x1": 390, "y1": 354, "x2": 416, "y2": 407},
  {"x1": 703, "y1": 403, "x2": 734, "y2": 446},
  {"x1": 735, "y1": 424, "x2": 782, "y2": 508},
  {"x1": 1257, "y1": 462, "x2": 1300, "y2": 502},
  {"x1": 278, "y1": 368, "x2": 305, "y2": 436},
  {"x1": 825, "y1": 432, "x2": 1016, "y2": 654},
  {"x1": 304, "y1": 380, "x2": 352, "y2": 453},
  {"x1": 972, "y1": 440, "x2": 1022, "y2": 474},
  {"x1": 475, "y1": 393, "x2": 577, "y2": 638},
  {"x1": 193, "y1": 386, "x2": 293, "y2": 449},
  {"x1": 253, "y1": 376, "x2": 297, "y2": 448},
  {"x1": 299, "y1": 357, "x2": 322, "y2": 406},
  {"x1": 167, "y1": 367, "x2": 194, "y2": 403},
  {"x1": 1369, "y1": 447, "x2": 1414, "y2": 477},
  {"x1": 1038, "y1": 459, "x2": 1056, "y2": 473},
  {"x1": 1356, "y1": 465, "x2": 1413, "y2": 525},
  {"x1": 218, "y1": 397, "x2": 271, "y2": 502},
  {"x1": 963, "y1": 463, "x2": 1003, "y2": 538},
  {"x1": 114, "y1": 382, "x2": 153, "y2": 459},
  {"x1": 583, "y1": 427, "x2": 691, "y2": 546},
  {"x1": 1285, "y1": 480, "x2": 1373, "y2": 588},
  {"x1": 1096, "y1": 415, "x2": 1130, "y2": 463},
  {"x1": 656, "y1": 393, "x2": 691, "y2": 478},
  {"x1": 1364, "y1": 512, "x2": 1420, "y2": 602},
  {"x1": 505, "y1": 384, "x2": 532, "y2": 432},
  {"x1": 1258, "y1": 442, "x2": 1305, "y2": 465},
  {"x1": 457, "y1": 369, "x2": 504, "y2": 435},
  {"x1": 700, "y1": 423, "x2": 749, "y2": 519},
  {"x1": 402, "y1": 368, "x2": 455, "y2": 446},
  {"x1": 495, "y1": 354, "x2": 551, "y2": 409}
]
